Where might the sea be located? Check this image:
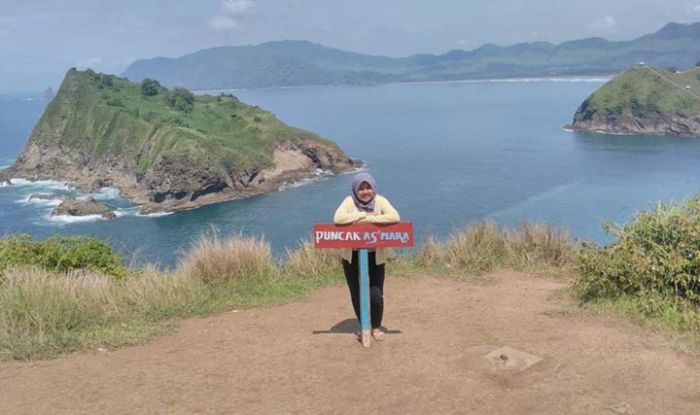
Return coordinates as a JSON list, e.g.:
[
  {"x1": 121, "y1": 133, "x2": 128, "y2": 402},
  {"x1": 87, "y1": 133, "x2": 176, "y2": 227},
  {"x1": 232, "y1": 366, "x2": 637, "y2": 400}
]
[{"x1": 2, "y1": 78, "x2": 700, "y2": 268}]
